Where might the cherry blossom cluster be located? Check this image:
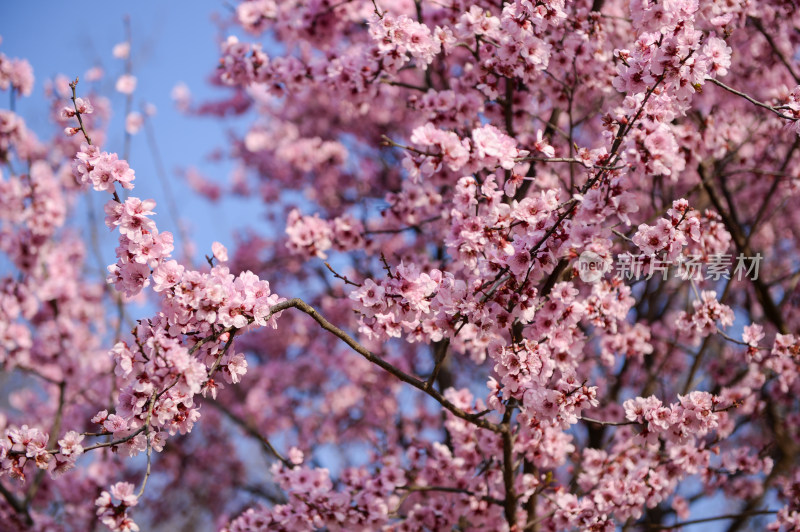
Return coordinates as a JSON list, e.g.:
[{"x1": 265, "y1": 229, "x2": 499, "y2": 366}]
[
  {"x1": 103, "y1": 197, "x2": 174, "y2": 297},
  {"x1": 633, "y1": 199, "x2": 701, "y2": 258},
  {"x1": 5, "y1": 70, "x2": 292, "y2": 531},
  {"x1": 285, "y1": 209, "x2": 363, "y2": 259},
  {"x1": 48, "y1": 75, "x2": 112, "y2": 150},
  {"x1": 0, "y1": 109, "x2": 31, "y2": 159},
  {"x1": 623, "y1": 391, "x2": 723, "y2": 443},
  {"x1": 73, "y1": 143, "x2": 135, "y2": 192},
  {"x1": 369, "y1": 12, "x2": 442, "y2": 70},
  {"x1": 675, "y1": 289, "x2": 735, "y2": 340},
  {"x1": 5, "y1": 1, "x2": 800, "y2": 530},
  {"x1": 782, "y1": 85, "x2": 800, "y2": 135},
  {"x1": 0, "y1": 51, "x2": 34, "y2": 97},
  {"x1": 95, "y1": 482, "x2": 139, "y2": 532},
  {"x1": 225, "y1": 461, "x2": 398, "y2": 531},
  {"x1": 455, "y1": 4, "x2": 555, "y2": 90}
]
